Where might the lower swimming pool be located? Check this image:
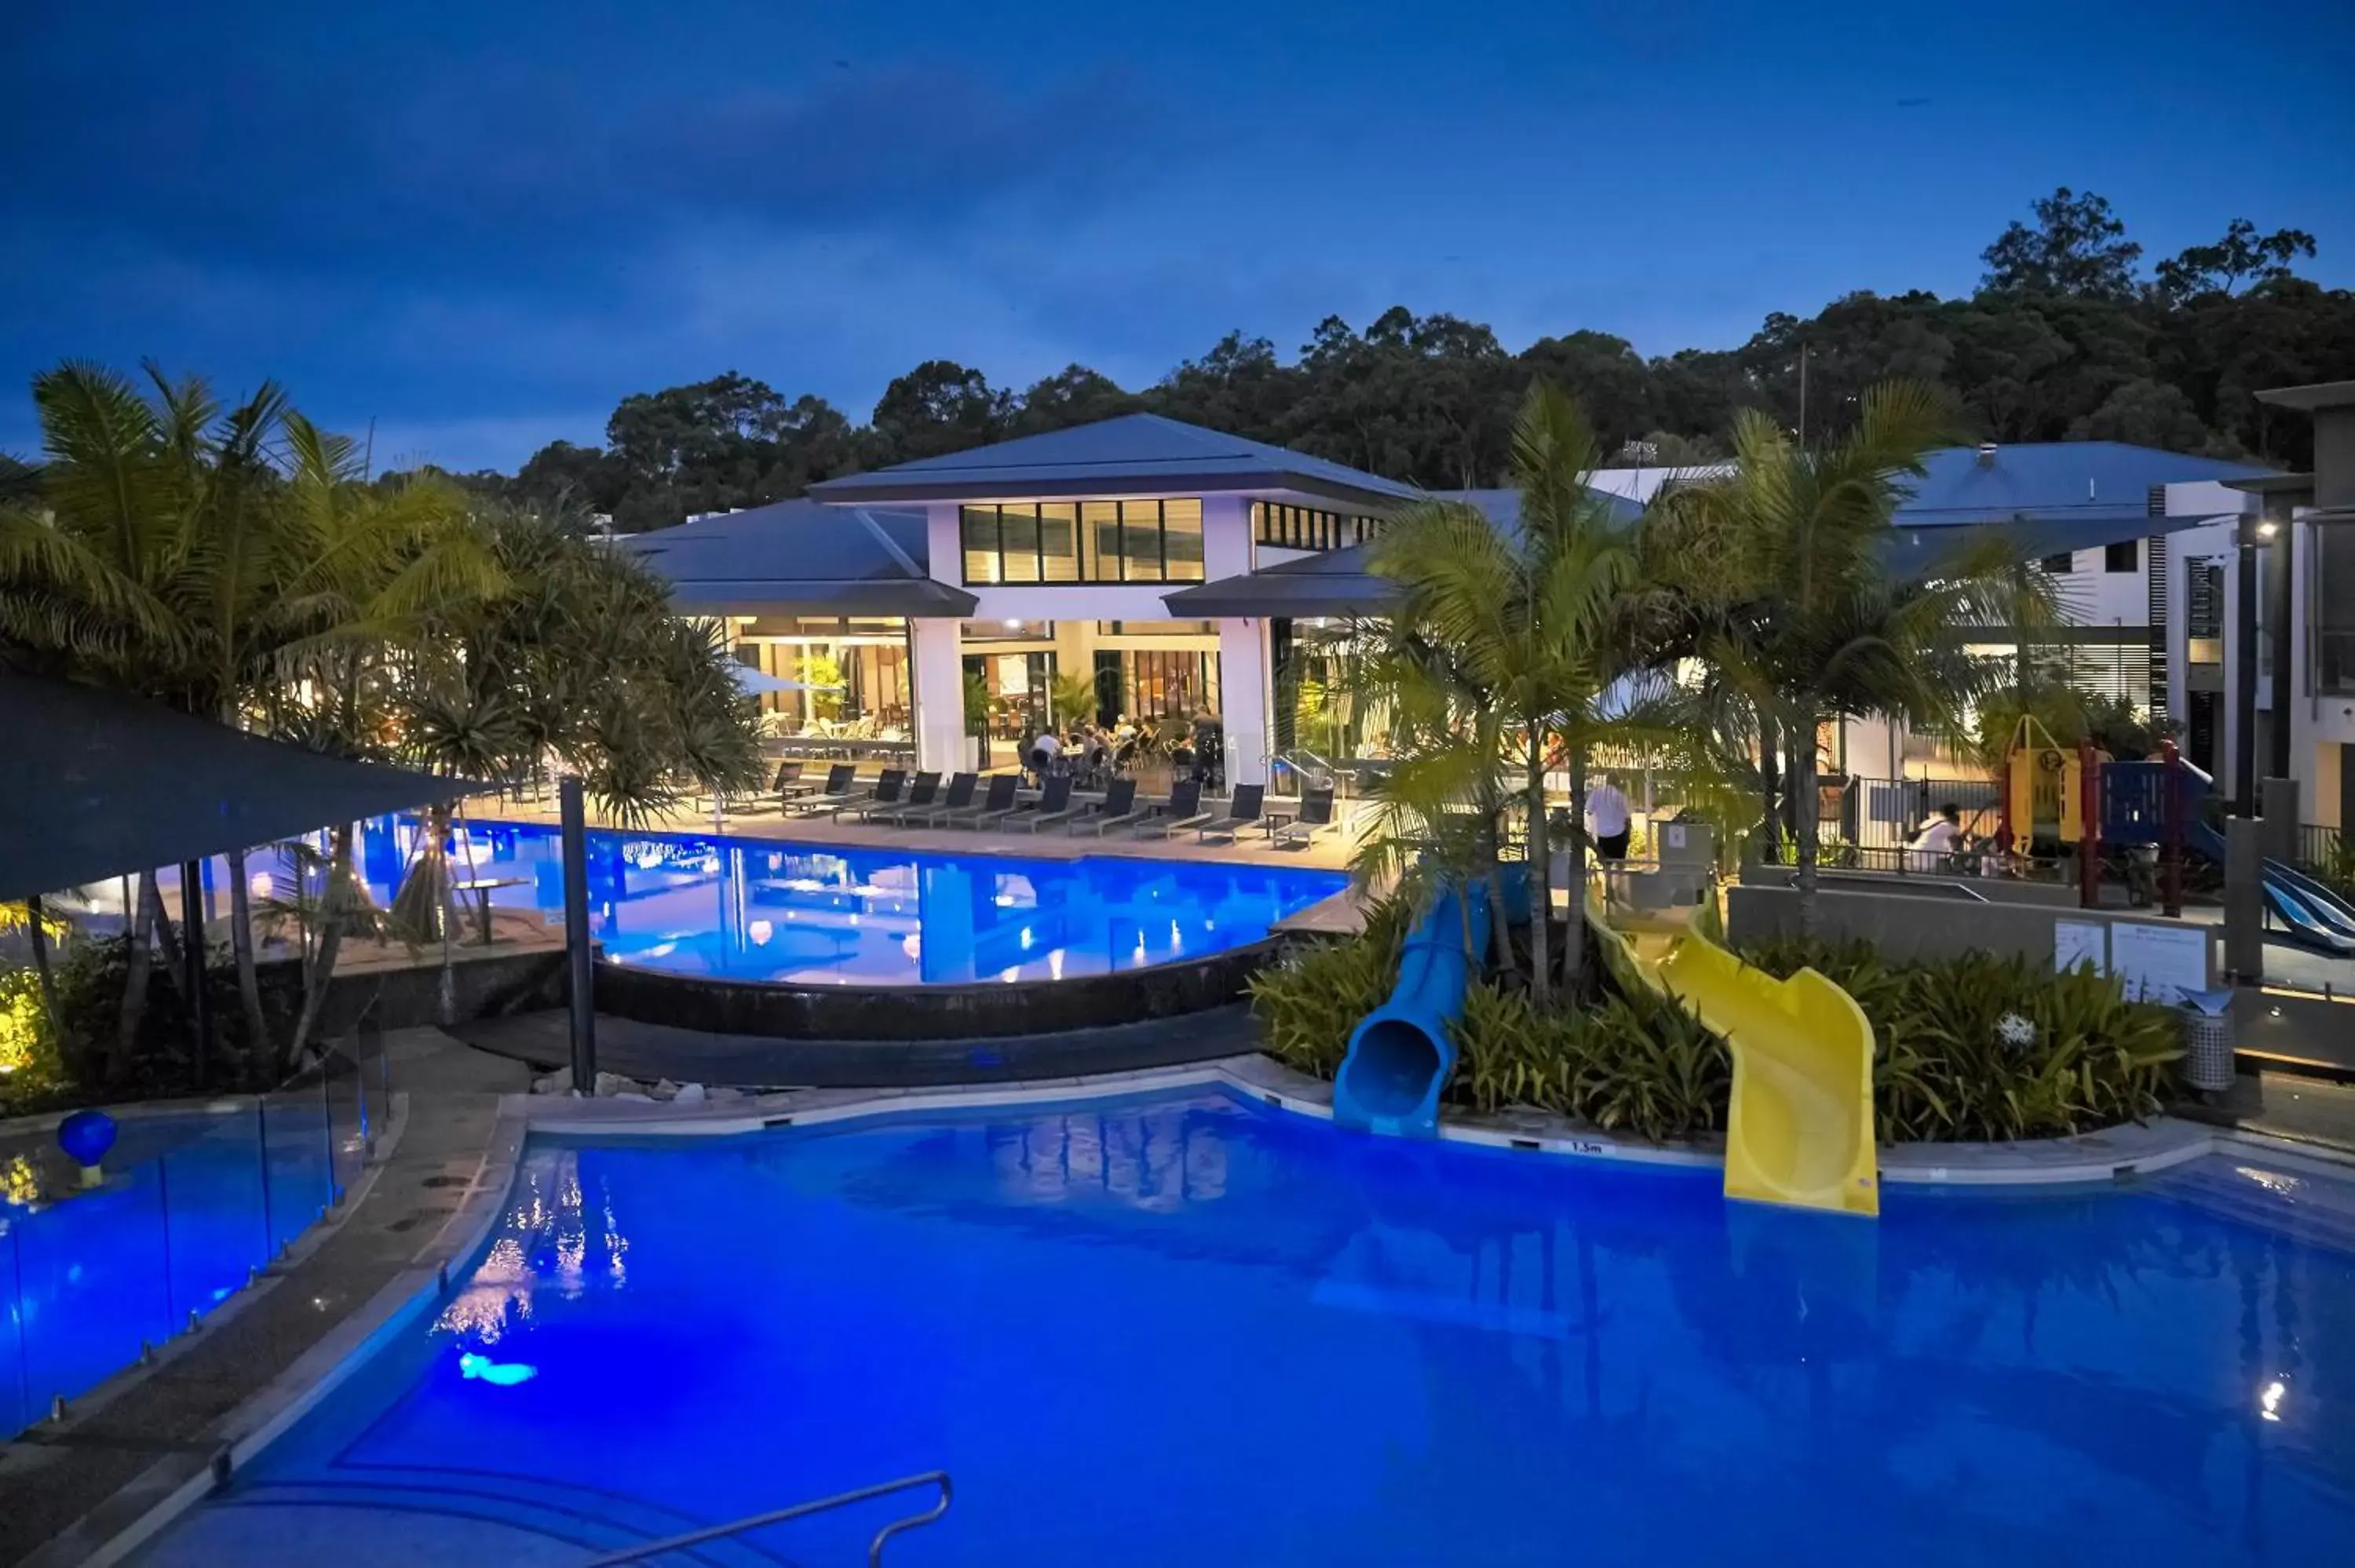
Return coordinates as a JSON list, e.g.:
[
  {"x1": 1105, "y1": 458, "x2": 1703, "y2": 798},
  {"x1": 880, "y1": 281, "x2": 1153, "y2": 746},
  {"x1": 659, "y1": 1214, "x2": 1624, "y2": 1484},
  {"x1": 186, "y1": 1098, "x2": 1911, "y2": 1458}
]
[
  {"x1": 142, "y1": 1089, "x2": 2355, "y2": 1566},
  {"x1": 323, "y1": 817, "x2": 1345, "y2": 986}
]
